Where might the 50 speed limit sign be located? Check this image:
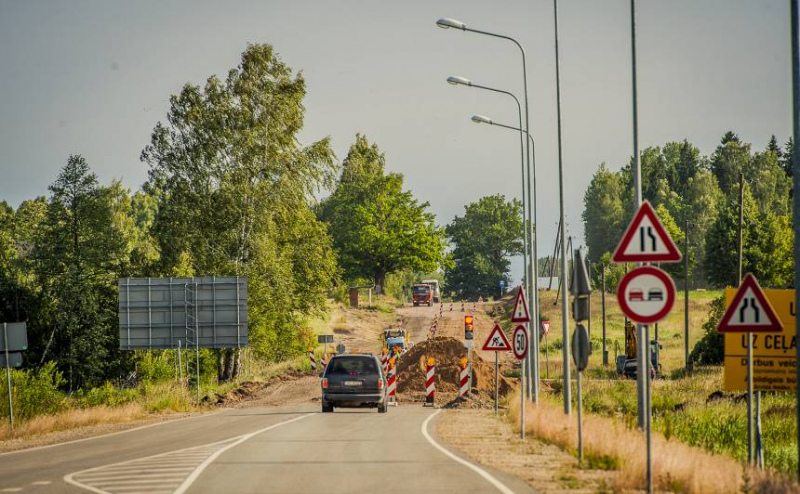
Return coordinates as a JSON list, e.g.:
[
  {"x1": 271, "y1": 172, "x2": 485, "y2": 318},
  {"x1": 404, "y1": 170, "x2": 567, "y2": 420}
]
[{"x1": 512, "y1": 325, "x2": 528, "y2": 360}]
